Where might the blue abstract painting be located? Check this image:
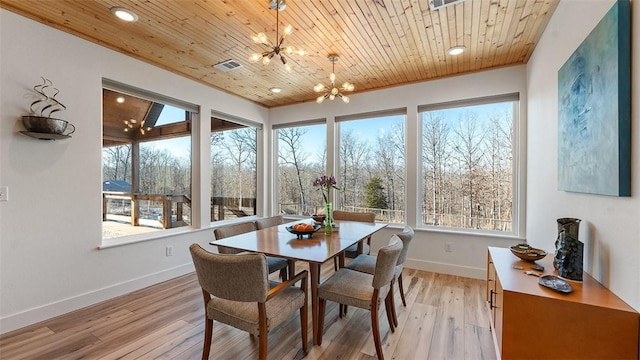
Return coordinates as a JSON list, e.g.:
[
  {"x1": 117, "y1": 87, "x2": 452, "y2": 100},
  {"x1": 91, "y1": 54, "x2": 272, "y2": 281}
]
[{"x1": 557, "y1": 0, "x2": 630, "y2": 196}]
